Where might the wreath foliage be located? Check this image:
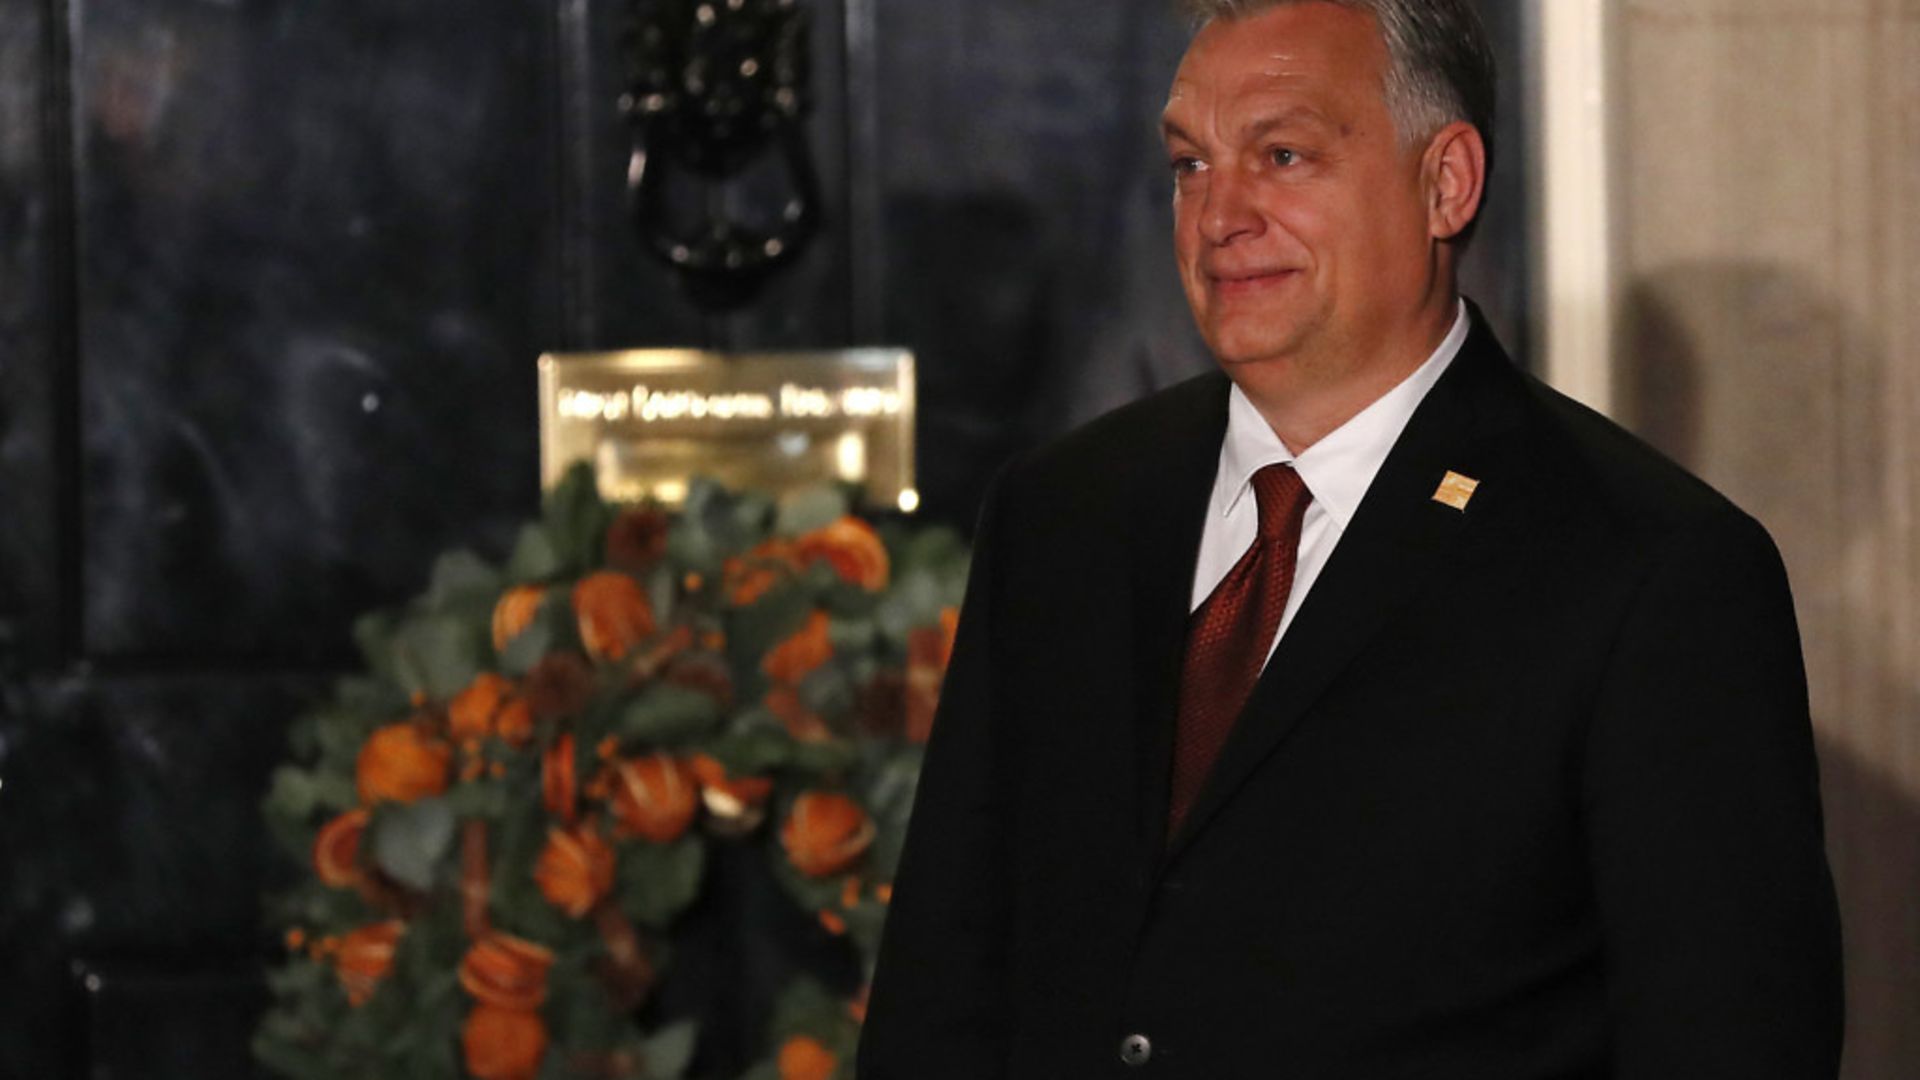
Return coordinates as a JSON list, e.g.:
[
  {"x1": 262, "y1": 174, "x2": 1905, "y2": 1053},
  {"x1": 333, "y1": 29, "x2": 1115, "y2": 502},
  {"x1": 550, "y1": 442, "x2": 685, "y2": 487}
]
[{"x1": 257, "y1": 465, "x2": 967, "y2": 1080}]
